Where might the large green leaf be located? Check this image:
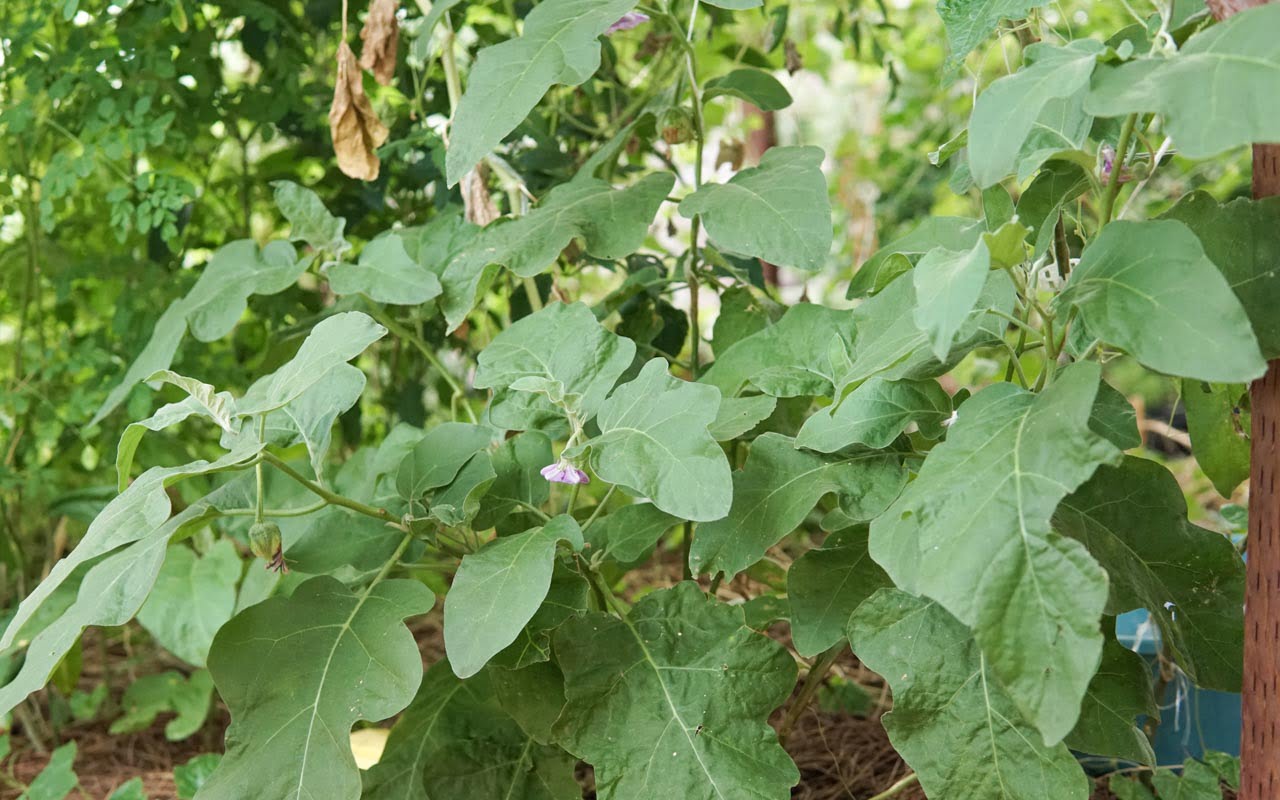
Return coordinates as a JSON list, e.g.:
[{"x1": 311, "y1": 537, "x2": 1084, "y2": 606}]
[
  {"x1": 968, "y1": 40, "x2": 1102, "y2": 188},
  {"x1": 443, "y1": 516, "x2": 583, "y2": 679},
  {"x1": 1053, "y1": 457, "x2": 1246, "y2": 692},
  {"x1": 272, "y1": 181, "x2": 349, "y2": 255},
  {"x1": 1060, "y1": 220, "x2": 1266, "y2": 383},
  {"x1": 847, "y1": 590, "x2": 1090, "y2": 800},
  {"x1": 838, "y1": 270, "x2": 1014, "y2": 388},
  {"x1": 1086, "y1": 4, "x2": 1280, "y2": 159},
  {"x1": 445, "y1": 0, "x2": 641, "y2": 184},
  {"x1": 362, "y1": 660, "x2": 578, "y2": 800},
  {"x1": 702, "y1": 68, "x2": 793, "y2": 111},
  {"x1": 1181, "y1": 379, "x2": 1250, "y2": 497},
  {"x1": 473, "y1": 432, "x2": 554, "y2": 531},
  {"x1": 116, "y1": 389, "x2": 234, "y2": 491},
  {"x1": 937, "y1": 0, "x2": 1053, "y2": 72},
  {"x1": 587, "y1": 501, "x2": 680, "y2": 562},
  {"x1": 474, "y1": 302, "x2": 636, "y2": 429},
  {"x1": 236, "y1": 311, "x2": 386, "y2": 416},
  {"x1": 700, "y1": 303, "x2": 856, "y2": 398},
  {"x1": 574, "y1": 359, "x2": 732, "y2": 521},
  {"x1": 1161, "y1": 192, "x2": 1280, "y2": 358},
  {"x1": 197, "y1": 576, "x2": 433, "y2": 800},
  {"x1": 327, "y1": 234, "x2": 442, "y2": 305},
  {"x1": 261, "y1": 362, "x2": 367, "y2": 482},
  {"x1": 848, "y1": 217, "x2": 984, "y2": 299},
  {"x1": 394, "y1": 422, "x2": 494, "y2": 502},
  {"x1": 690, "y1": 433, "x2": 904, "y2": 578},
  {"x1": 1064, "y1": 631, "x2": 1157, "y2": 765},
  {"x1": 795, "y1": 377, "x2": 952, "y2": 452},
  {"x1": 91, "y1": 304, "x2": 188, "y2": 426},
  {"x1": 912, "y1": 239, "x2": 993, "y2": 360},
  {"x1": 870, "y1": 363, "x2": 1121, "y2": 744},
  {"x1": 490, "y1": 562, "x2": 590, "y2": 671},
  {"x1": 554, "y1": 583, "x2": 798, "y2": 800},
  {"x1": 679, "y1": 146, "x2": 832, "y2": 271},
  {"x1": 136, "y1": 540, "x2": 241, "y2": 667},
  {"x1": 185, "y1": 240, "x2": 305, "y2": 342},
  {"x1": 788, "y1": 527, "x2": 890, "y2": 657}
]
